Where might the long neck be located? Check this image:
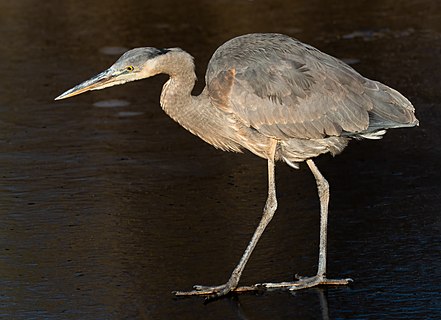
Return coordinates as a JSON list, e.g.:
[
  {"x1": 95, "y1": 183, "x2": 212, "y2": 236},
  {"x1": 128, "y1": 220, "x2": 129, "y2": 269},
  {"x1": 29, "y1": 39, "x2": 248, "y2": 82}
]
[
  {"x1": 159, "y1": 50, "x2": 199, "y2": 124},
  {"x1": 157, "y1": 50, "x2": 246, "y2": 153},
  {"x1": 158, "y1": 51, "x2": 220, "y2": 144}
]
